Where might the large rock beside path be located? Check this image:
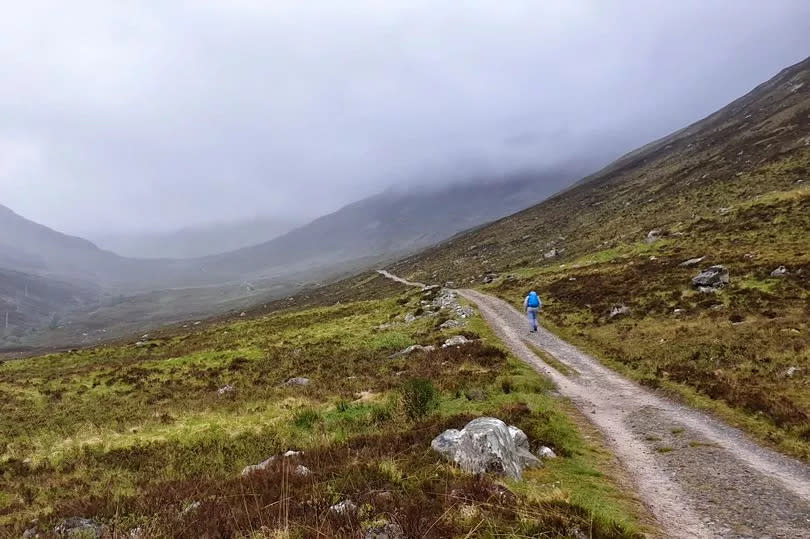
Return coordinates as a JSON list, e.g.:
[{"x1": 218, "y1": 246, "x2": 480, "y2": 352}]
[{"x1": 431, "y1": 417, "x2": 541, "y2": 479}]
